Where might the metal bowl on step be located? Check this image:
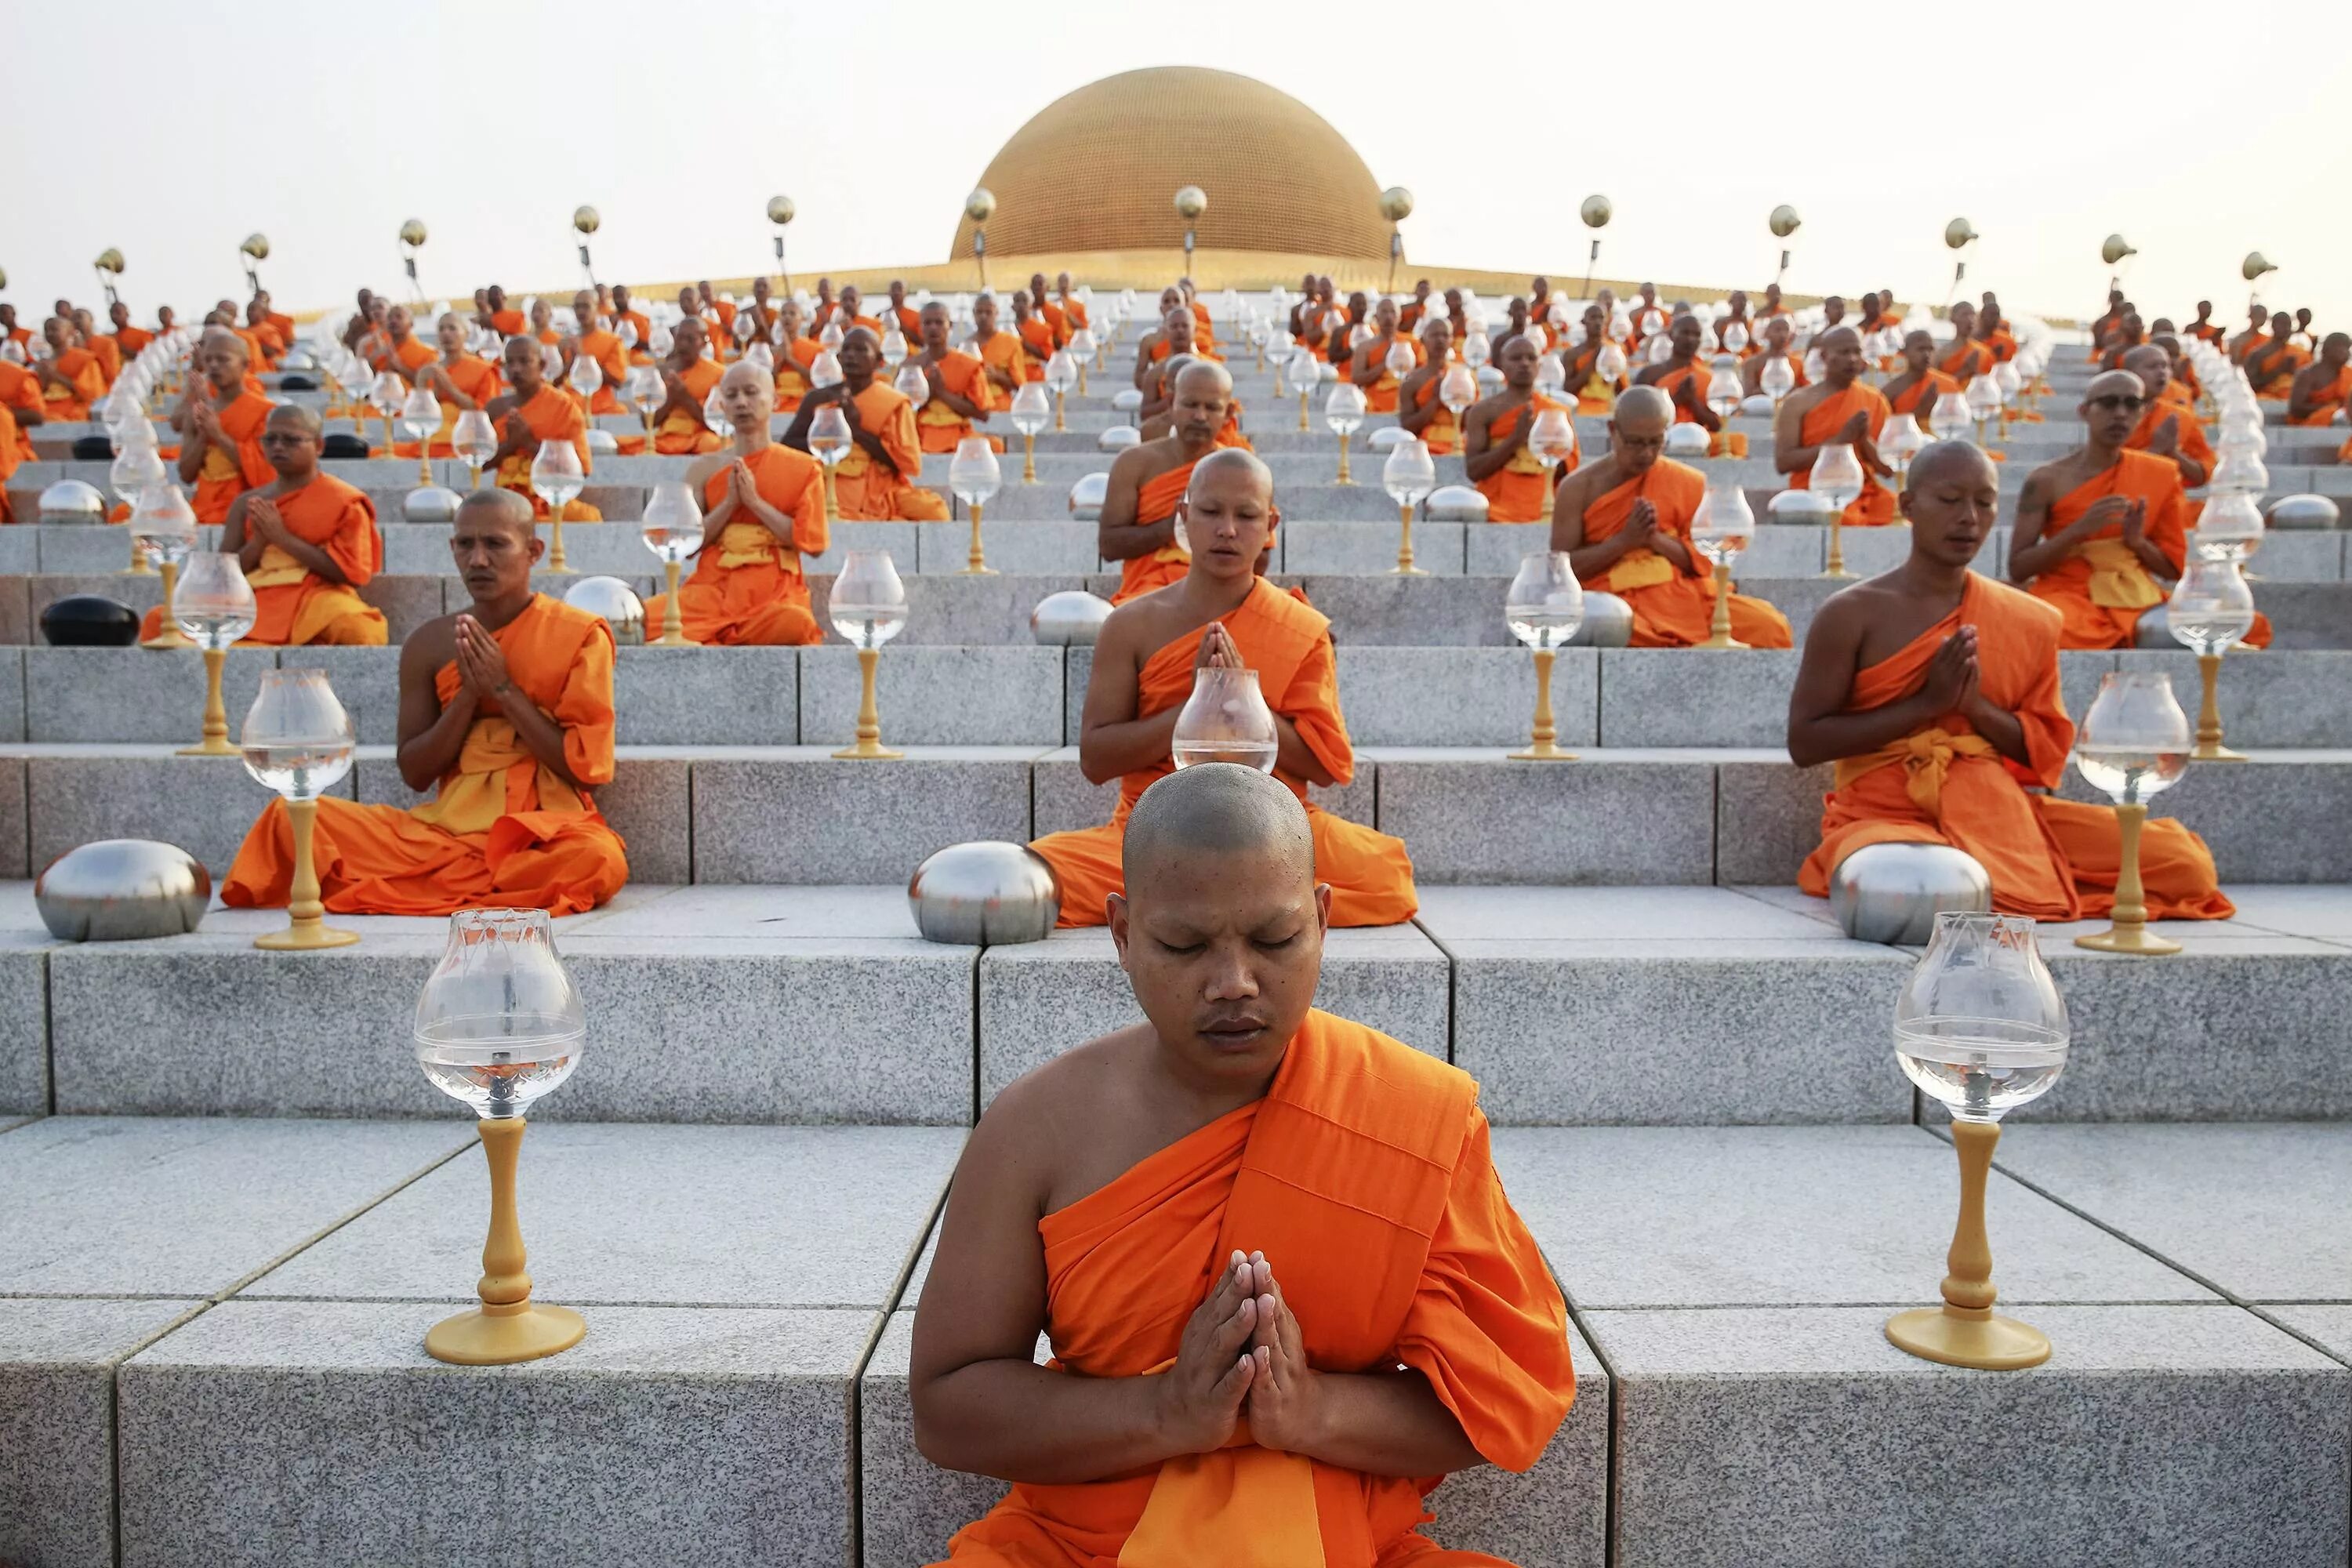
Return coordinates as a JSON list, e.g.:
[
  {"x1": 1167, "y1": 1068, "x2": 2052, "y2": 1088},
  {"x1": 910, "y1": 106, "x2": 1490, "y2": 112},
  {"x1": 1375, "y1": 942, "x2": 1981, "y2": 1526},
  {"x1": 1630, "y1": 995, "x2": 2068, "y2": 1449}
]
[
  {"x1": 1829, "y1": 842, "x2": 1993, "y2": 946},
  {"x1": 1031, "y1": 590, "x2": 1114, "y2": 646},
  {"x1": 561, "y1": 576, "x2": 645, "y2": 646},
  {"x1": 907, "y1": 841, "x2": 1060, "y2": 945},
  {"x1": 403, "y1": 486, "x2": 463, "y2": 523},
  {"x1": 2267, "y1": 494, "x2": 2339, "y2": 531},
  {"x1": 1768, "y1": 488, "x2": 1838, "y2": 524},
  {"x1": 34, "y1": 839, "x2": 211, "y2": 942},
  {"x1": 1423, "y1": 485, "x2": 1489, "y2": 524},
  {"x1": 1098, "y1": 426, "x2": 1140, "y2": 451},
  {"x1": 1111, "y1": 389, "x2": 1143, "y2": 413},
  {"x1": 38, "y1": 480, "x2": 106, "y2": 524},
  {"x1": 1068, "y1": 473, "x2": 1109, "y2": 521},
  {"x1": 40, "y1": 594, "x2": 141, "y2": 647},
  {"x1": 1566, "y1": 592, "x2": 1634, "y2": 647},
  {"x1": 1664, "y1": 424, "x2": 1711, "y2": 457}
]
